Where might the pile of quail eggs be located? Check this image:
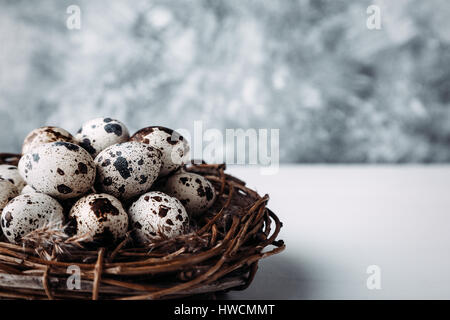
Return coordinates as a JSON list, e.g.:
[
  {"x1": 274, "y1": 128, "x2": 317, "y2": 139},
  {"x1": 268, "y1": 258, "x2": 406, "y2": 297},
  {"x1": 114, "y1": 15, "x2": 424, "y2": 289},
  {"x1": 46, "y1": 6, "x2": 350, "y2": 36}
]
[{"x1": 0, "y1": 118, "x2": 216, "y2": 246}]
